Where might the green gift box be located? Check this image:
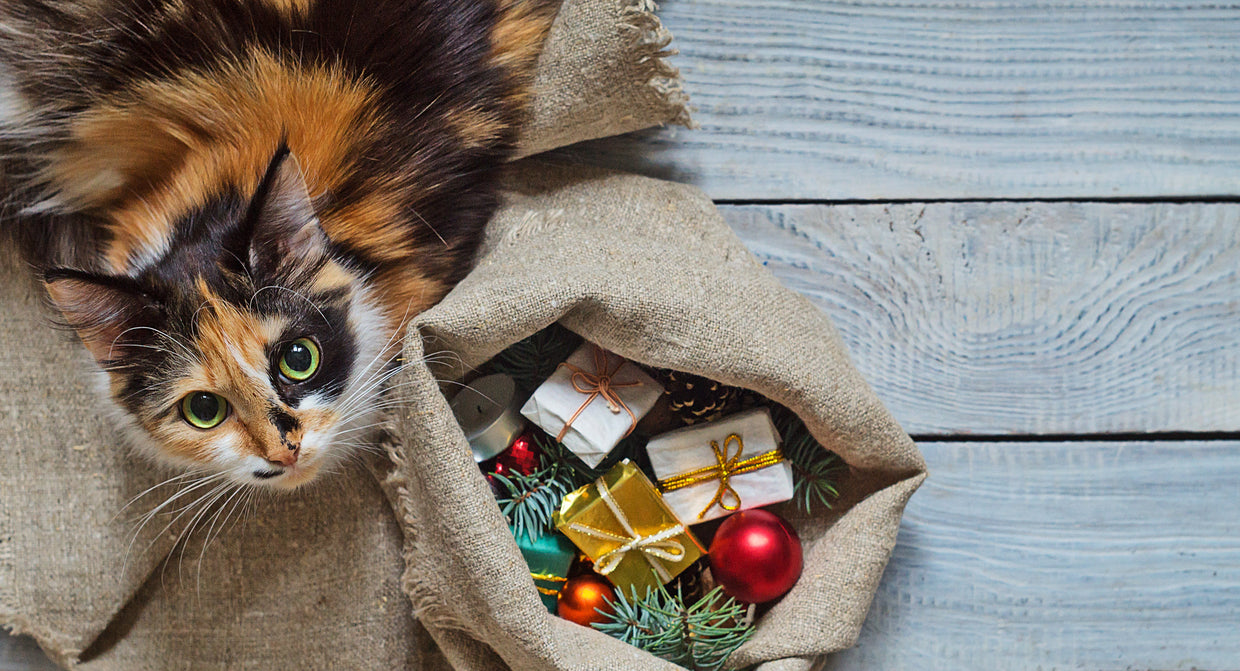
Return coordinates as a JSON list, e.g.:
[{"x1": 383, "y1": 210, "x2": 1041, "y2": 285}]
[{"x1": 517, "y1": 531, "x2": 575, "y2": 612}]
